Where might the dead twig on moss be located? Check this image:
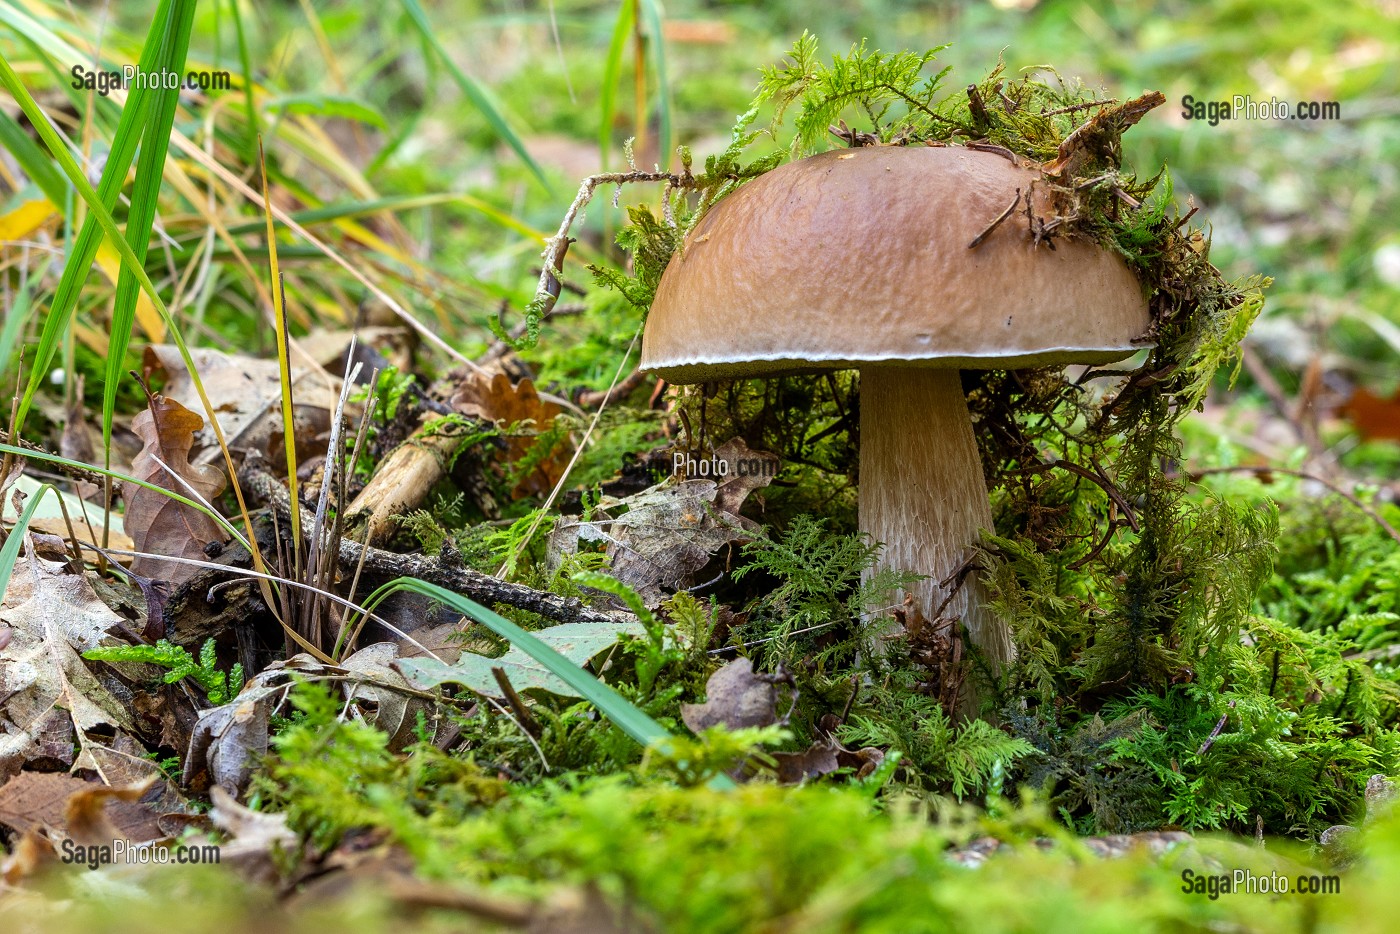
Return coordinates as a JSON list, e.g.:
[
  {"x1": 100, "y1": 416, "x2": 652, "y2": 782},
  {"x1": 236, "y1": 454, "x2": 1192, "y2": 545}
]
[
  {"x1": 240, "y1": 466, "x2": 631, "y2": 632},
  {"x1": 1181, "y1": 465, "x2": 1400, "y2": 547}
]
